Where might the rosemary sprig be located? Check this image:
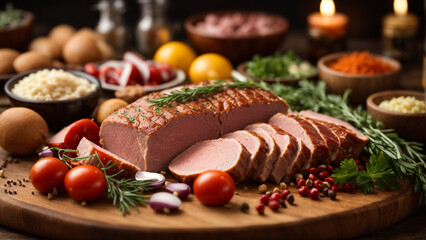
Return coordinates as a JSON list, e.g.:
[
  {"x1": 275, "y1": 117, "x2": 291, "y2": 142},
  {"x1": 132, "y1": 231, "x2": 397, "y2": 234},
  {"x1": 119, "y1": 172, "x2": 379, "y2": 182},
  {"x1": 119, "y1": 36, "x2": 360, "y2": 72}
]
[
  {"x1": 48, "y1": 148, "x2": 153, "y2": 215},
  {"x1": 148, "y1": 79, "x2": 256, "y2": 109},
  {"x1": 256, "y1": 79, "x2": 426, "y2": 203},
  {"x1": 95, "y1": 153, "x2": 153, "y2": 216}
]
